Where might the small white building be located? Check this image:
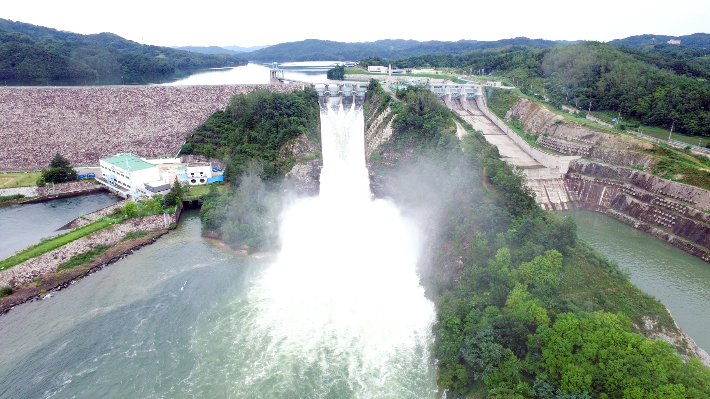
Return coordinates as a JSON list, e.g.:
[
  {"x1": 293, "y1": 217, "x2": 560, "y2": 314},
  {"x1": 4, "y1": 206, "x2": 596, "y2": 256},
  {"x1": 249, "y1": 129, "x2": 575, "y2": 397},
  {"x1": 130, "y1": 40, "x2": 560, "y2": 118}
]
[
  {"x1": 185, "y1": 163, "x2": 212, "y2": 185},
  {"x1": 485, "y1": 81, "x2": 503, "y2": 87},
  {"x1": 667, "y1": 39, "x2": 681, "y2": 45},
  {"x1": 99, "y1": 153, "x2": 161, "y2": 197},
  {"x1": 367, "y1": 65, "x2": 387, "y2": 73}
]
